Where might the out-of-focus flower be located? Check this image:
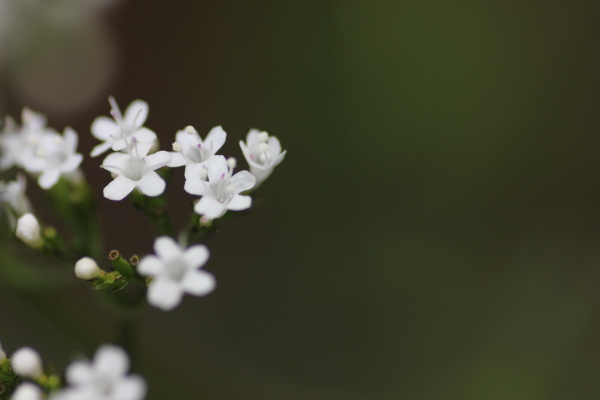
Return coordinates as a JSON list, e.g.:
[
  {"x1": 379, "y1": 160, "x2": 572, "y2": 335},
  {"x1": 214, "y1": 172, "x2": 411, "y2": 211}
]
[
  {"x1": 91, "y1": 98, "x2": 157, "y2": 157},
  {"x1": 10, "y1": 382, "x2": 43, "y2": 400},
  {"x1": 101, "y1": 138, "x2": 171, "y2": 201},
  {"x1": 138, "y1": 236, "x2": 215, "y2": 311},
  {"x1": 184, "y1": 155, "x2": 255, "y2": 220},
  {"x1": 11, "y1": 347, "x2": 43, "y2": 379},
  {"x1": 239, "y1": 129, "x2": 286, "y2": 188},
  {"x1": 51, "y1": 345, "x2": 146, "y2": 400},
  {"x1": 15, "y1": 213, "x2": 42, "y2": 248},
  {"x1": 168, "y1": 125, "x2": 226, "y2": 171},
  {"x1": 0, "y1": 173, "x2": 32, "y2": 217},
  {"x1": 75, "y1": 257, "x2": 102, "y2": 280}
]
